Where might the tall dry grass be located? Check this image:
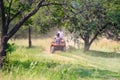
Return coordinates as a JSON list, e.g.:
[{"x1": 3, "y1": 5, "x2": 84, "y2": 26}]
[{"x1": 91, "y1": 38, "x2": 120, "y2": 52}]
